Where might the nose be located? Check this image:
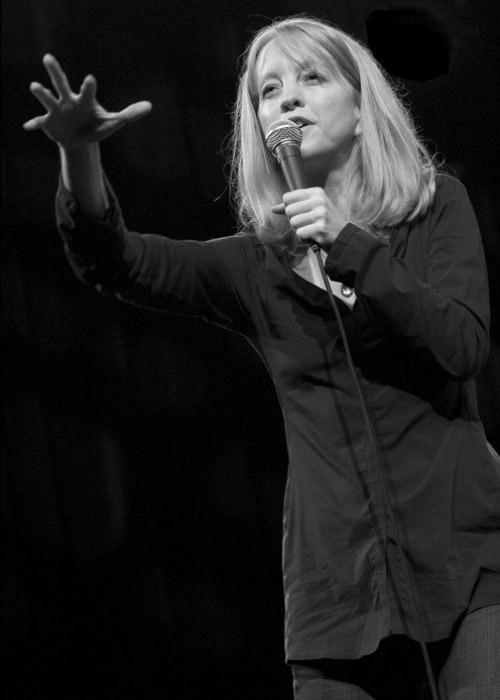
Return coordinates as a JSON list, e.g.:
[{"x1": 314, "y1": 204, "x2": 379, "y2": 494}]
[{"x1": 280, "y1": 85, "x2": 304, "y2": 113}]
